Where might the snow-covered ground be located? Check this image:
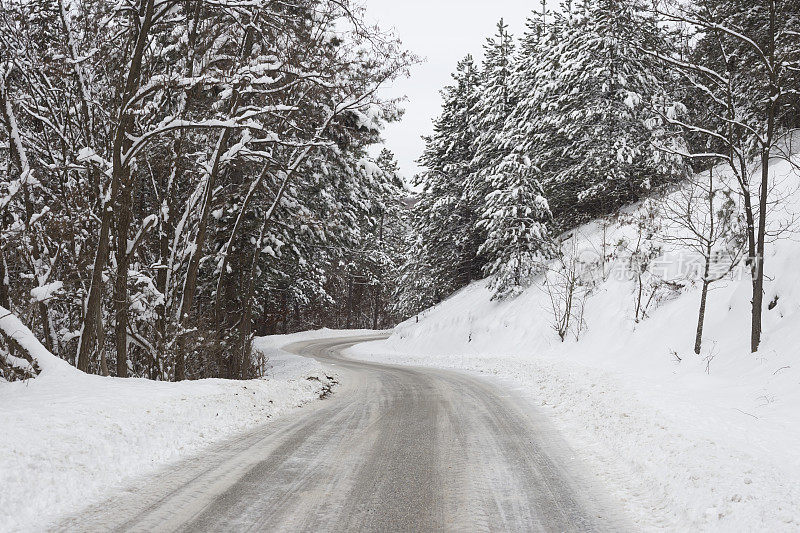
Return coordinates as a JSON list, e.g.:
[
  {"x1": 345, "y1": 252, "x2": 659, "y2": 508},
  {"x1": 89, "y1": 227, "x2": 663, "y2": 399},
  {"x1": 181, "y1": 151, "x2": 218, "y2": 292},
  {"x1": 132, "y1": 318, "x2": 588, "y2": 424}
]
[
  {"x1": 349, "y1": 151, "x2": 800, "y2": 531},
  {"x1": 0, "y1": 328, "x2": 363, "y2": 532}
]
